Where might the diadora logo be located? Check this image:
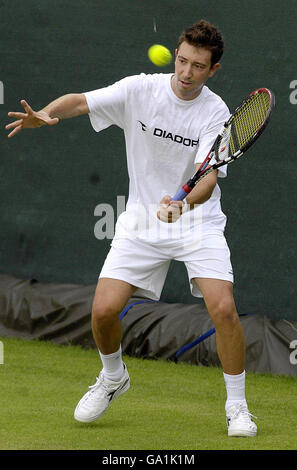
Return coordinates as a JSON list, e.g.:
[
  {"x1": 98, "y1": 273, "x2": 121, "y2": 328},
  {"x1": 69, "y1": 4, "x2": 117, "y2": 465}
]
[
  {"x1": 137, "y1": 120, "x2": 199, "y2": 147},
  {"x1": 137, "y1": 120, "x2": 147, "y2": 131}
]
